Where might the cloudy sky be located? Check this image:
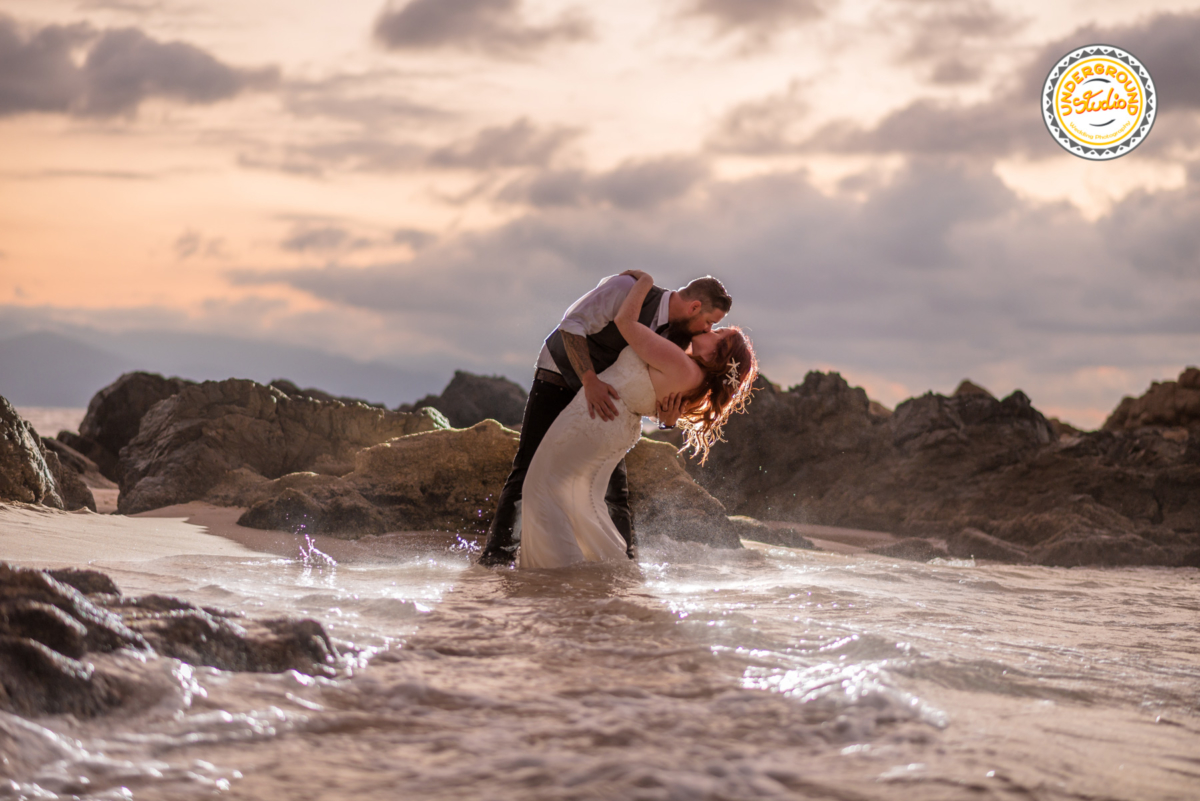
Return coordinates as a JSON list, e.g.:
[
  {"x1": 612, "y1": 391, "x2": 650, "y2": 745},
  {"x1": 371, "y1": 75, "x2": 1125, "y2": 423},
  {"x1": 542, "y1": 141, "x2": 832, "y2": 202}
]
[{"x1": 1, "y1": 0, "x2": 1198, "y2": 426}]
